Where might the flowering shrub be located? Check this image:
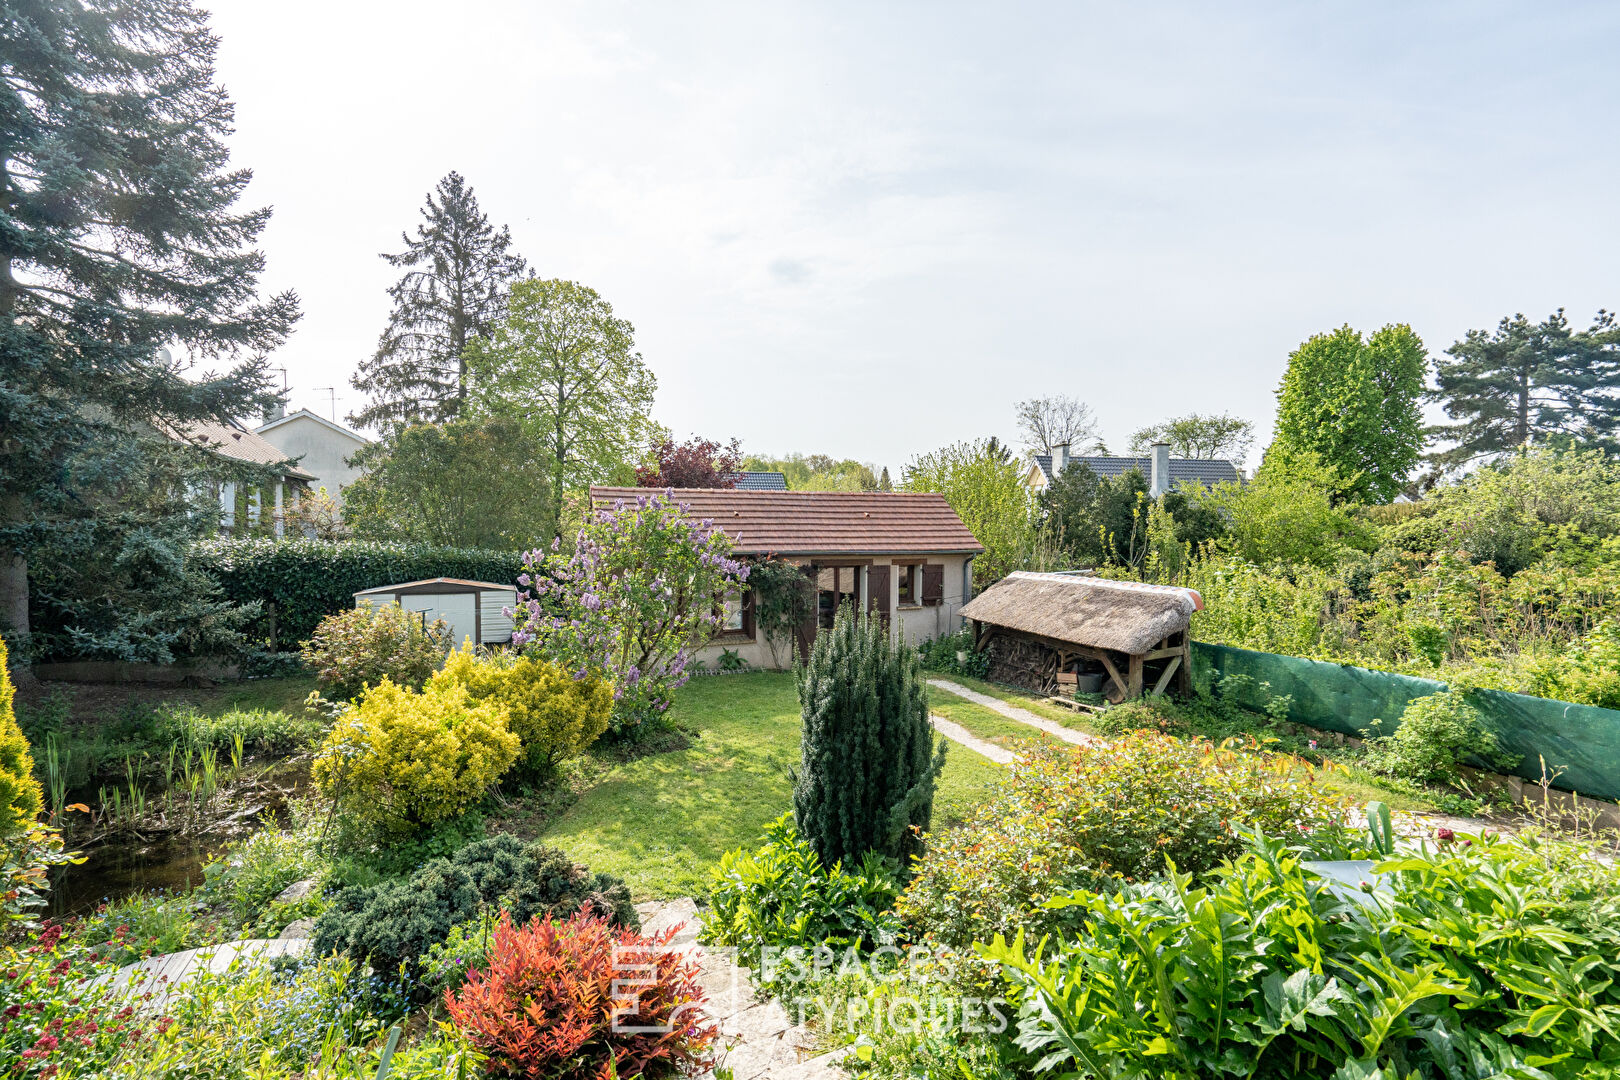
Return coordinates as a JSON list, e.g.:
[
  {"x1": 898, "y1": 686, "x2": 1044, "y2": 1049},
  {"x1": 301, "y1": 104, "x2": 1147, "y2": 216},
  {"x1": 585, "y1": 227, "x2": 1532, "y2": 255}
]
[
  {"x1": 446, "y1": 908, "x2": 718, "y2": 1080},
  {"x1": 897, "y1": 734, "x2": 1352, "y2": 947},
  {"x1": 0, "y1": 921, "x2": 135, "y2": 1078},
  {"x1": 301, "y1": 603, "x2": 452, "y2": 701},
  {"x1": 312, "y1": 678, "x2": 520, "y2": 835},
  {"x1": 432, "y1": 645, "x2": 613, "y2": 773},
  {"x1": 512, "y1": 490, "x2": 749, "y2": 732}
]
